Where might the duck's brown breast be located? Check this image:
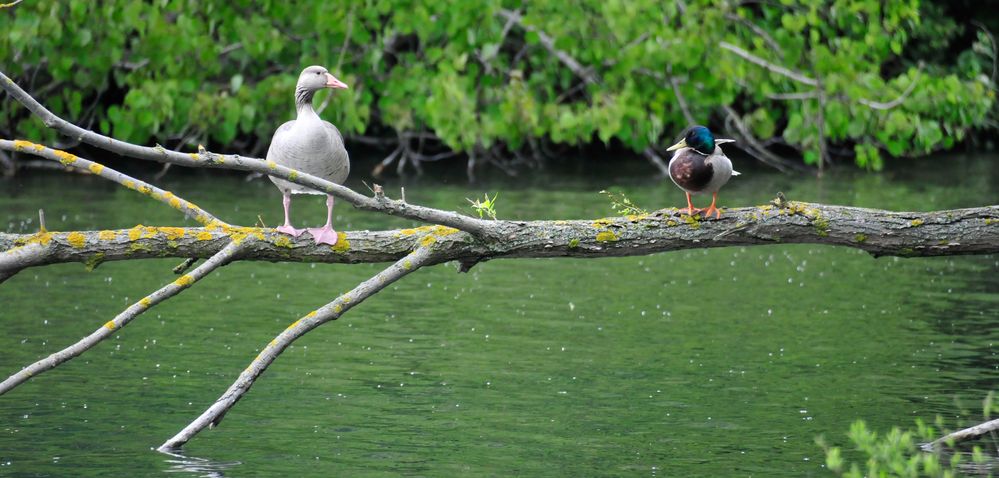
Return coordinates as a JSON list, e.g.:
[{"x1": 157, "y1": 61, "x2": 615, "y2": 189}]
[{"x1": 669, "y1": 152, "x2": 713, "y2": 193}]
